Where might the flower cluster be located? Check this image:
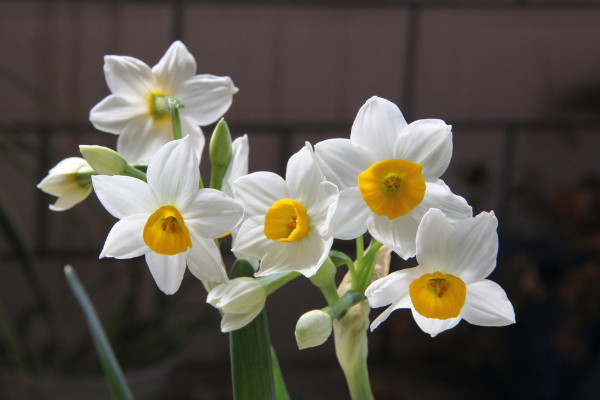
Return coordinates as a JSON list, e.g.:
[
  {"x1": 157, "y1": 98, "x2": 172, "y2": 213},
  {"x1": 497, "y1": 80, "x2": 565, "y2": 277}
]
[{"x1": 38, "y1": 41, "x2": 515, "y2": 399}]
